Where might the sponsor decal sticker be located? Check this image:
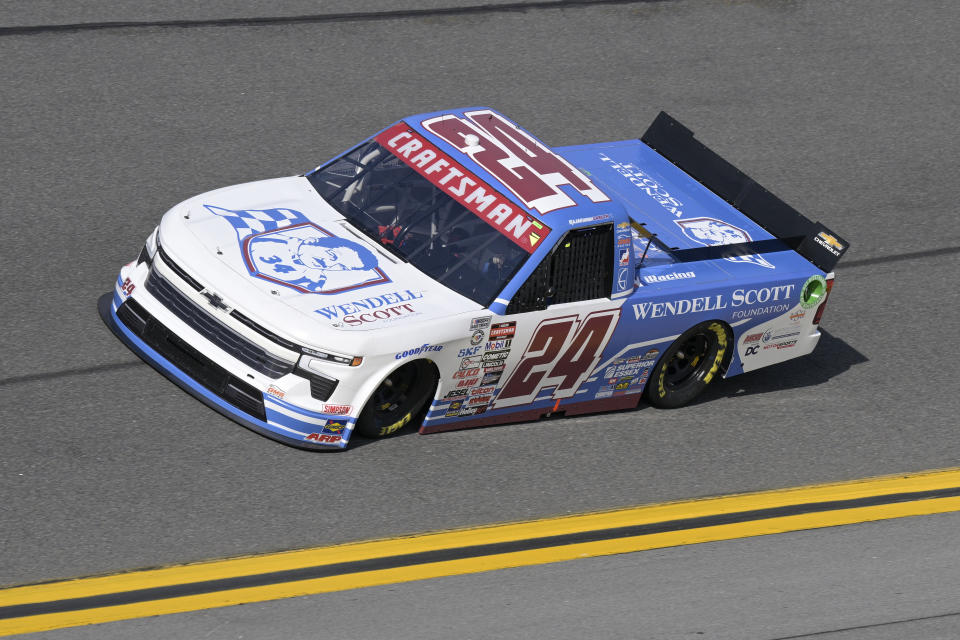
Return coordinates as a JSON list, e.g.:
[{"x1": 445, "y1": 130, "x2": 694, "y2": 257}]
[
  {"x1": 458, "y1": 346, "x2": 481, "y2": 357},
  {"x1": 470, "y1": 317, "x2": 491, "y2": 330},
  {"x1": 454, "y1": 368, "x2": 481, "y2": 379},
  {"x1": 790, "y1": 310, "x2": 806, "y2": 322},
  {"x1": 481, "y1": 370, "x2": 503, "y2": 385},
  {"x1": 482, "y1": 350, "x2": 510, "y2": 362},
  {"x1": 457, "y1": 378, "x2": 480, "y2": 388},
  {"x1": 306, "y1": 433, "x2": 341, "y2": 443},
  {"x1": 814, "y1": 231, "x2": 845, "y2": 256},
  {"x1": 320, "y1": 404, "x2": 351, "y2": 415},
  {"x1": 266, "y1": 385, "x2": 285, "y2": 400},
  {"x1": 470, "y1": 330, "x2": 486, "y2": 345},
  {"x1": 764, "y1": 340, "x2": 798, "y2": 350},
  {"x1": 377, "y1": 121, "x2": 551, "y2": 252},
  {"x1": 396, "y1": 343, "x2": 443, "y2": 359},
  {"x1": 489, "y1": 322, "x2": 516, "y2": 338},
  {"x1": 444, "y1": 389, "x2": 468, "y2": 399},
  {"x1": 323, "y1": 421, "x2": 347, "y2": 434},
  {"x1": 470, "y1": 385, "x2": 496, "y2": 396},
  {"x1": 570, "y1": 214, "x2": 612, "y2": 225},
  {"x1": 484, "y1": 339, "x2": 512, "y2": 351},
  {"x1": 743, "y1": 332, "x2": 763, "y2": 344},
  {"x1": 460, "y1": 356, "x2": 482, "y2": 369}
]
